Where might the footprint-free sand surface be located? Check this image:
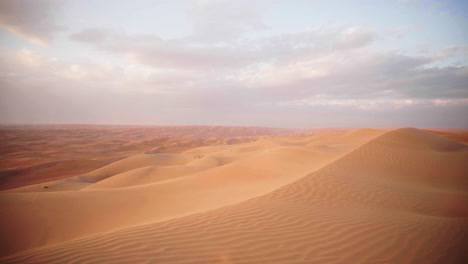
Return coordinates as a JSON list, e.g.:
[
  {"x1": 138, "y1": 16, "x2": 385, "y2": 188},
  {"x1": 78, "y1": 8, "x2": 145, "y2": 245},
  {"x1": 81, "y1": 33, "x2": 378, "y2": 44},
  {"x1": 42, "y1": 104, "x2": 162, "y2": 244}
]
[{"x1": 0, "y1": 126, "x2": 467, "y2": 264}]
